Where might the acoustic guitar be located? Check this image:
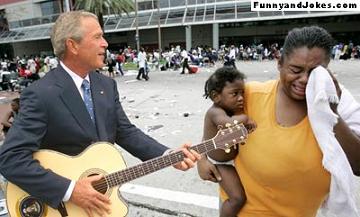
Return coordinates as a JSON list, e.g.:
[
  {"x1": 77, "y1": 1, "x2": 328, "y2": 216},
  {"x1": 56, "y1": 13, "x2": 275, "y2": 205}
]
[{"x1": 6, "y1": 123, "x2": 248, "y2": 217}]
